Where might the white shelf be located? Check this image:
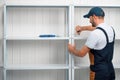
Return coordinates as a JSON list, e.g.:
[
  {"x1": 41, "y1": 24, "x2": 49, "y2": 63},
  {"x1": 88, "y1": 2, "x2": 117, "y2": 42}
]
[
  {"x1": 5, "y1": 3, "x2": 69, "y2": 7},
  {"x1": 5, "y1": 0, "x2": 71, "y2": 6},
  {"x1": 74, "y1": 65, "x2": 89, "y2": 69},
  {"x1": 74, "y1": 5, "x2": 120, "y2": 8},
  {"x1": 72, "y1": 37, "x2": 87, "y2": 40},
  {"x1": 114, "y1": 65, "x2": 120, "y2": 69},
  {"x1": 73, "y1": 37, "x2": 120, "y2": 40},
  {"x1": 74, "y1": 64, "x2": 120, "y2": 69},
  {"x1": 6, "y1": 36, "x2": 70, "y2": 40},
  {"x1": 6, "y1": 64, "x2": 69, "y2": 70},
  {"x1": 115, "y1": 36, "x2": 120, "y2": 40}
]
